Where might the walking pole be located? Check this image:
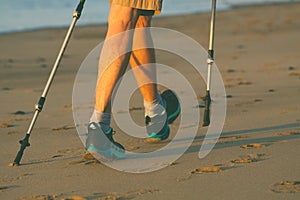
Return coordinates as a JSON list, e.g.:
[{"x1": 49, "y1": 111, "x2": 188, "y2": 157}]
[
  {"x1": 203, "y1": 0, "x2": 217, "y2": 127},
  {"x1": 9, "y1": 0, "x2": 86, "y2": 167}
]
